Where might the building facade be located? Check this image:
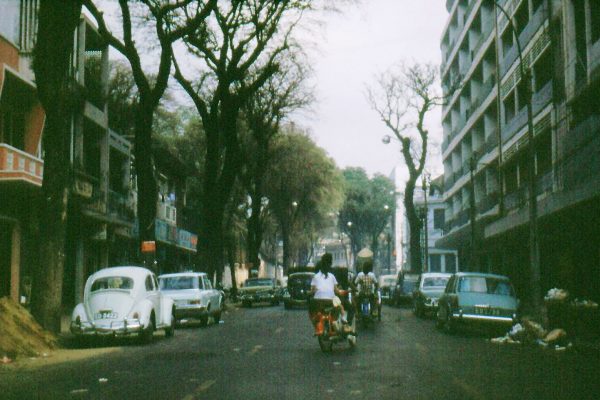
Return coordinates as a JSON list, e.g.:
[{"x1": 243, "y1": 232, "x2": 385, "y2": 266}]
[{"x1": 438, "y1": 0, "x2": 600, "y2": 302}]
